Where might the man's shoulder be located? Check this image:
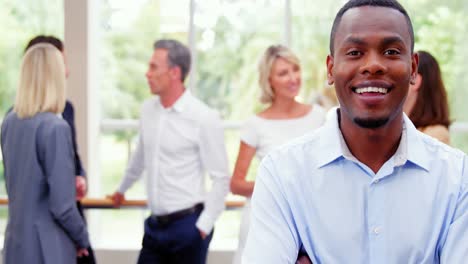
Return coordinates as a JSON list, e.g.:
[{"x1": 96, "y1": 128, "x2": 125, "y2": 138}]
[
  {"x1": 141, "y1": 97, "x2": 159, "y2": 109},
  {"x1": 415, "y1": 131, "x2": 466, "y2": 183},
  {"x1": 140, "y1": 97, "x2": 165, "y2": 117},
  {"x1": 188, "y1": 95, "x2": 218, "y2": 115},
  {"x1": 183, "y1": 95, "x2": 221, "y2": 124},
  {"x1": 418, "y1": 130, "x2": 465, "y2": 160},
  {"x1": 257, "y1": 130, "x2": 325, "y2": 188}
]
